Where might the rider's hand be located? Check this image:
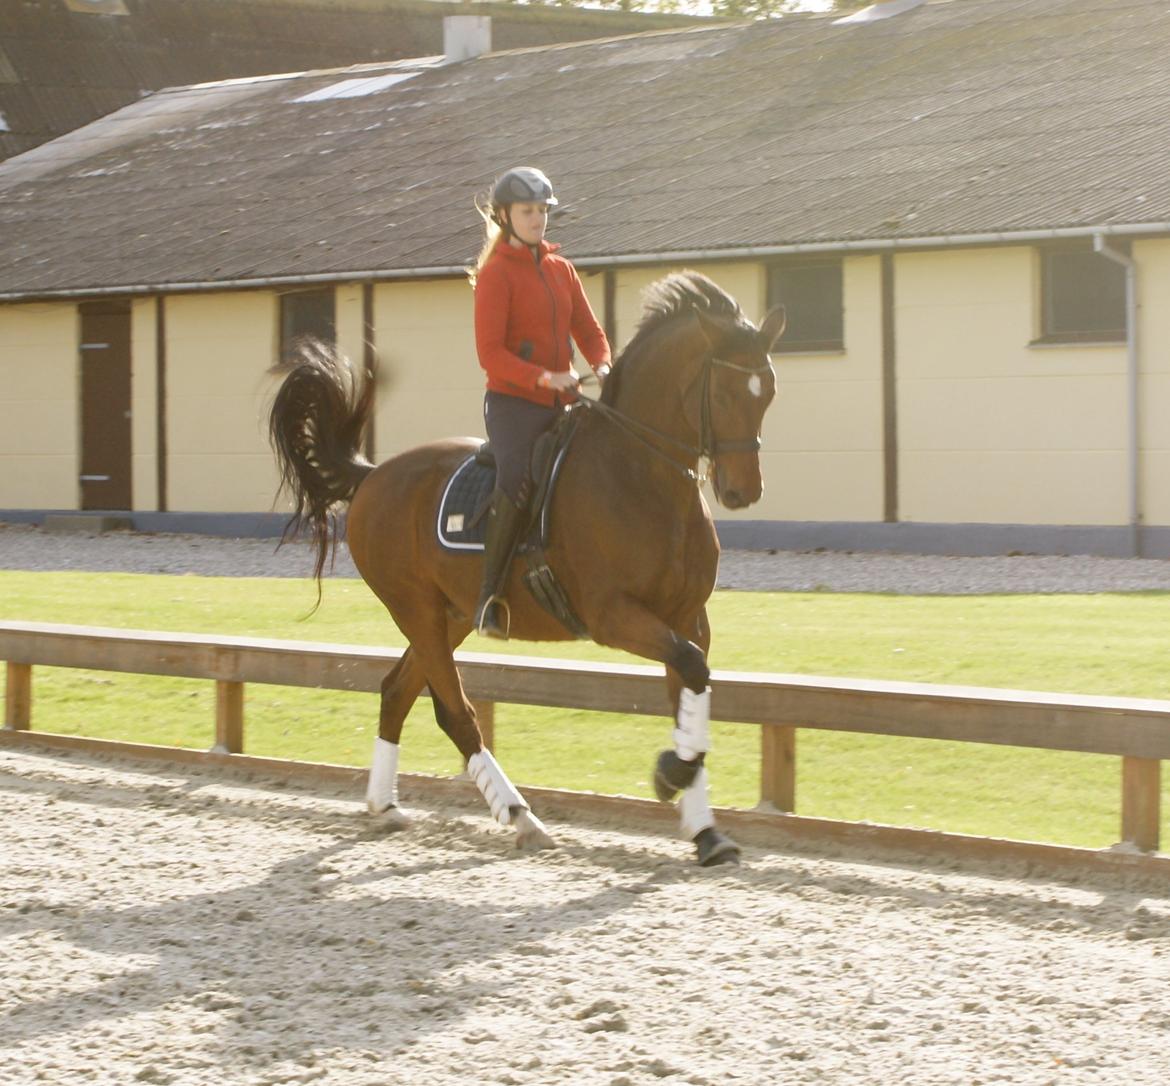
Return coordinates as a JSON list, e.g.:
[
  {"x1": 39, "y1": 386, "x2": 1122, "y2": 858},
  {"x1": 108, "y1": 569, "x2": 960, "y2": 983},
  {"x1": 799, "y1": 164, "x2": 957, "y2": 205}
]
[{"x1": 540, "y1": 369, "x2": 580, "y2": 392}]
